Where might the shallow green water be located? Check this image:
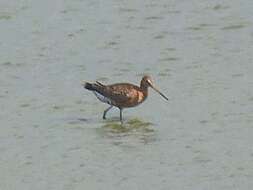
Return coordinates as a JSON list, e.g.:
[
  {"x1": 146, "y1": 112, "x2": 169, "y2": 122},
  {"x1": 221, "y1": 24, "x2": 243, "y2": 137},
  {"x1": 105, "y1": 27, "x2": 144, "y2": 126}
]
[{"x1": 0, "y1": 0, "x2": 253, "y2": 189}]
